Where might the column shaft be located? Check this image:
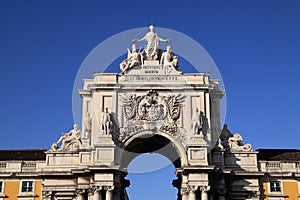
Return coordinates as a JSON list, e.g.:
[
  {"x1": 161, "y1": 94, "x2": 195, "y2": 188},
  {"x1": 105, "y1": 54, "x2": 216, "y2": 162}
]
[
  {"x1": 106, "y1": 190, "x2": 113, "y2": 200},
  {"x1": 189, "y1": 190, "x2": 196, "y2": 200},
  {"x1": 201, "y1": 191, "x2": 208, "y2": 200},
  {"x1": 181, "y1": 188, "x2": 188, "y2": 200},
  {"x1": 88, "y1": 193, "x2": 94, "y2": 200},
  {"x1": 181, "y1": 193, "x2": 188, "y2": 200},
  {"x1": 94, "y1": 190, "x2": 102, "y2": 200},
  {"x1": 77, "y1": 193, "x2": 84, "y2": 200},
  {"x1": 219, "y1": 196, "x2": 225, "y2": 200}
]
